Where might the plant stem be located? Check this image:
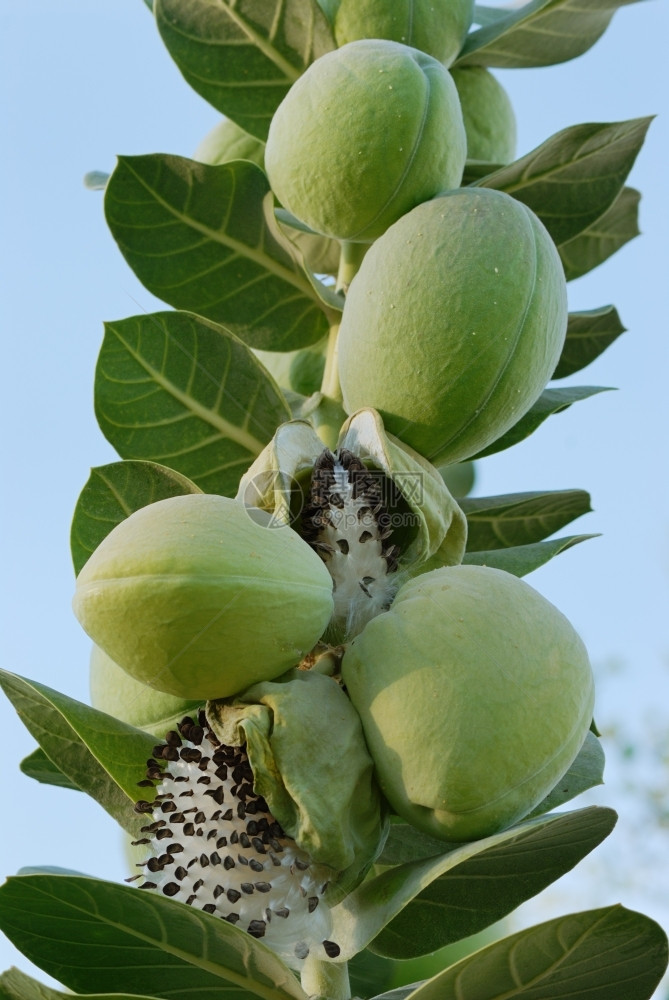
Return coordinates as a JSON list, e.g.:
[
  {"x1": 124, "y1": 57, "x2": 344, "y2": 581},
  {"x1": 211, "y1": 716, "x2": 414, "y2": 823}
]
[
  {"x1": 336, "y1": 241, "x2": 367, "y2": 295},
  {"x1": 300, "y1": 957, "x2": 351, "y2": 1000}
]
